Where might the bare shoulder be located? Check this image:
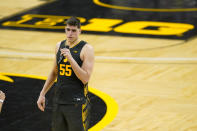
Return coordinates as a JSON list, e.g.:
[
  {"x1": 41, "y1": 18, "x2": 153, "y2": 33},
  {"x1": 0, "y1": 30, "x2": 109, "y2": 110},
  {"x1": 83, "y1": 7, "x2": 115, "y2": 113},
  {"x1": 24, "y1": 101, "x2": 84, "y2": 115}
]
[
  {"x1": 83, "y1": 43, "x2": 94, "y2": 52},
  {"x1": 81, "y1": 43, "x2": 94, "y2": 61},
  {"x1": 55, "y1": 41, "x2": 62, "y2": 53},
  {"x1": 56, "y1": 41, "x2": 61, "y2": 49}
]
